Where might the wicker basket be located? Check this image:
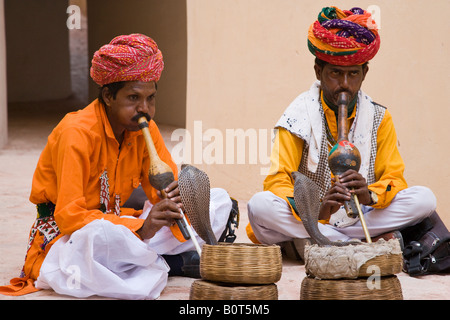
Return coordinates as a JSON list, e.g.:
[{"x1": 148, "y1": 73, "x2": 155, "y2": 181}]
[
  {"x1": 190, "y1": 280, "x2": 278, "y2": 300},
  {"x1": 200, "y1": 243, "x2": 282, "y2": 284},
  {"x1": 305, "y1": 240, "x2": 403, "y2": 279},
  {"x1": 358, "y1": 253, "x2": 403, "y2": 277},
  {"x1": 306, "y1": 253, "x2": 403, "y2": 279},
  {"x1": 300, "y1": 275, "x2": 403, "y2": 300}
]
